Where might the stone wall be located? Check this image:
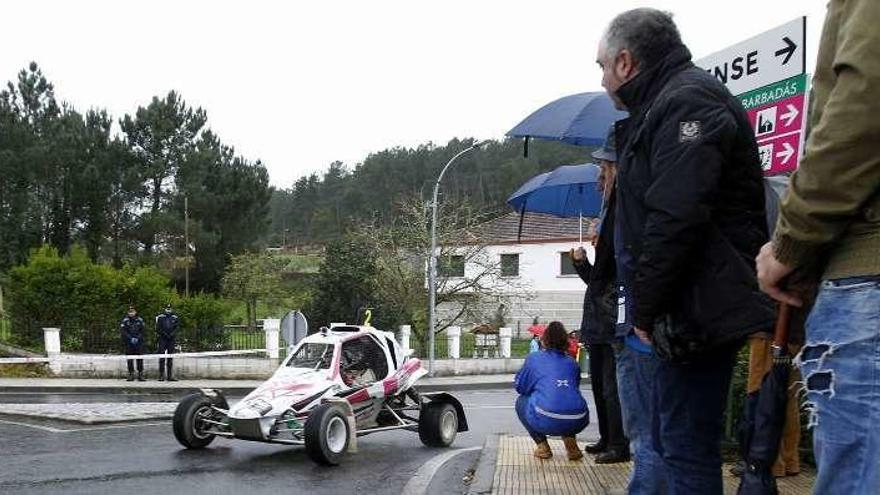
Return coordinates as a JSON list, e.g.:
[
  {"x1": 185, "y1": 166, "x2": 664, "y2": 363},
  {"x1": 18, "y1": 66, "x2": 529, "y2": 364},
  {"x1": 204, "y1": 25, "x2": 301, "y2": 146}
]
[{"x1": 47, "y1": 354, "x2": 523, "y2": 379}]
